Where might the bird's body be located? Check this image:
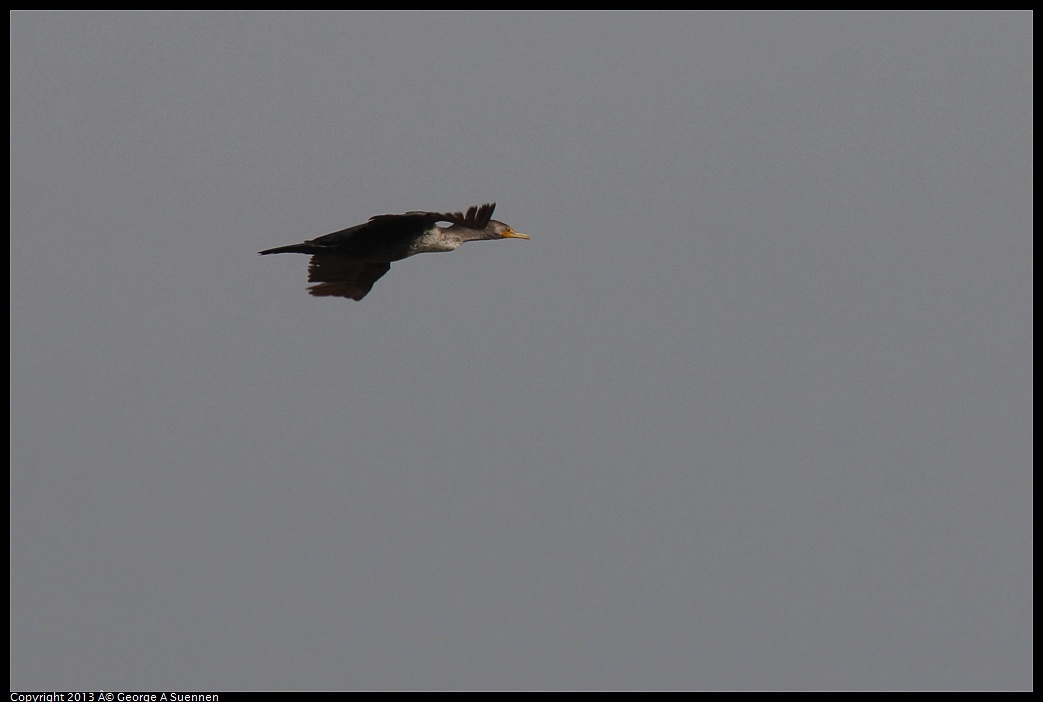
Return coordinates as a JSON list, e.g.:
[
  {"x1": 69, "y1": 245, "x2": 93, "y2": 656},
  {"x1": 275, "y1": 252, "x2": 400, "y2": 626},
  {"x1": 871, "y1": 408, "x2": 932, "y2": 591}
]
[{"x1": 259, "y1": 203, "x2": 528, "y2": 300}]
